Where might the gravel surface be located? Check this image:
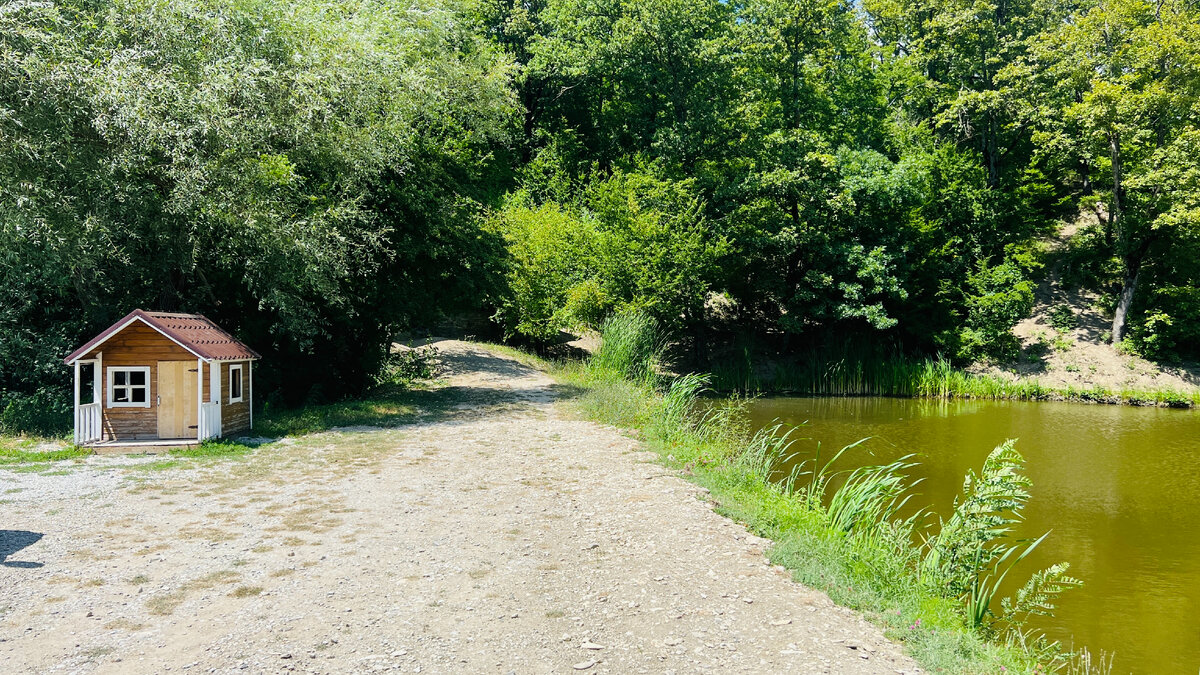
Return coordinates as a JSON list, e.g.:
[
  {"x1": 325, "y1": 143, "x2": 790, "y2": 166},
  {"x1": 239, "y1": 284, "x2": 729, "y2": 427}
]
[{"x1": 1, "y1": 341, "x2": 920, "y2": 674}]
